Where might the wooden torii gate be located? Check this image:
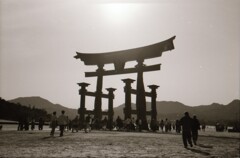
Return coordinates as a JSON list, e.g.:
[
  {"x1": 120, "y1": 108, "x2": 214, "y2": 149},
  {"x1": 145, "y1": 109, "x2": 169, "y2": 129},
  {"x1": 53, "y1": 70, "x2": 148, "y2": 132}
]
[{"x1": 74, "y1": 36, "x2": 176, "y2": 129}]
